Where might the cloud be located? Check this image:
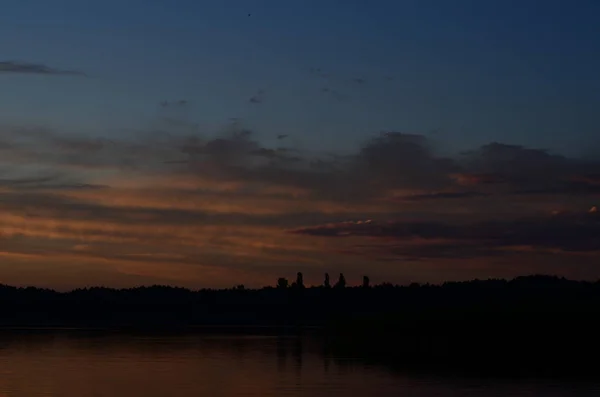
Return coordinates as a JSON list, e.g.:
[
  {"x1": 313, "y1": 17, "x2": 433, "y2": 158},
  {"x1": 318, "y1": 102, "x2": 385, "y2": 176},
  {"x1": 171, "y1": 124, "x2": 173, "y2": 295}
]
[
  {"x1": 10, "y1": 126, "x2": 598, "y2": 205},
  {"x1": 0, "y1": 61, "x2": 86, "y2": 76},
  {"x1": 401, "y1": 191, "x2": 489, "y2": 201},
  {"x1": 249, "y1": 89, "x2": 265, "y2": 104},
  {"x1": 291, "y1": 219, "x2": 459, "y2": 239},
  {"x1": 3, "y1": 124, "x2": 600, "y2": 207},
  {"x1": 1, "y1": 120, "x2": 600, "y2": 286},
  {"x1": 450, "y1": 173, "x2": 506, "y2": 186},
  {"x1": 458, "y1": 143, "x2": 590, "y2": 191},
  {"x1": 2, "y1": 125, "x2": 599, "y2": 221},
  {"x1": 291, "y1": 209, "x2": 600, "y2": 259},
  {"x1": 366, "y1": 133, "x2": 460, "y2": 181}
]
